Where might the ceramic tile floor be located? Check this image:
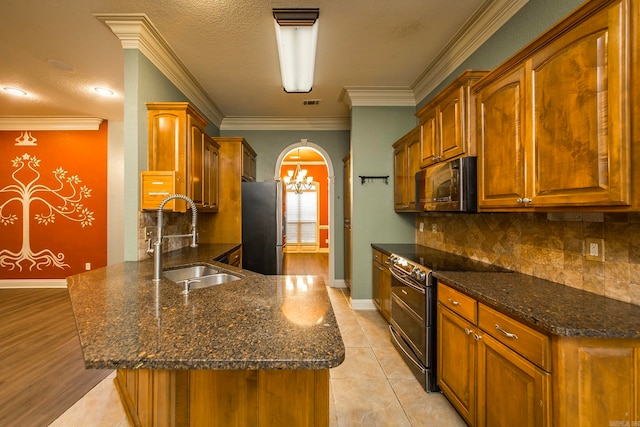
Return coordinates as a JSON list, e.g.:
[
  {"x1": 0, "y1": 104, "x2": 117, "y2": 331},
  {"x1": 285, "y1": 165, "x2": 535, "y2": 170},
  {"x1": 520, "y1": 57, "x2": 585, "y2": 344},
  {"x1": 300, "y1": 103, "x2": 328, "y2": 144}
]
[{"x1": 50, "y1": 286, "x2": 466, "y2": 426}]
